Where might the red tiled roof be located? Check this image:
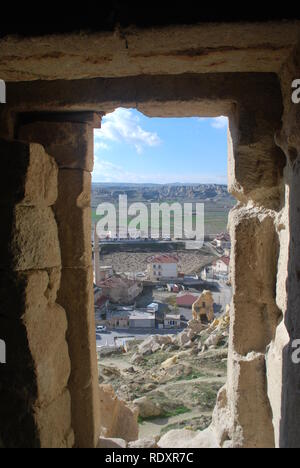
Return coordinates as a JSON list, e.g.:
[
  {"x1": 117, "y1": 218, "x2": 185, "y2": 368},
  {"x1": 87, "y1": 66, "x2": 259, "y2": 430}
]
[
  {"x1": 147, "y1": 254, "x2": 179, "y2": 264},
  {"x1": 215, "y1": 232, "x2": 230, "y2": 241},
  {"x1": 218, "y1": 256, "x2": 230, "y2": 266},
  {"x1": 176, "y1": 293, "x2": 198, "y2": 307},
  {"x1": 212, "y1": 256, "x2": 230, "y2": 267},
  {"x1": 98, "y1": 276, "x2": 136, "y2": 288},
  {"x1": 95, "y1": 295, "x2": 108, "y2": 307}
]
